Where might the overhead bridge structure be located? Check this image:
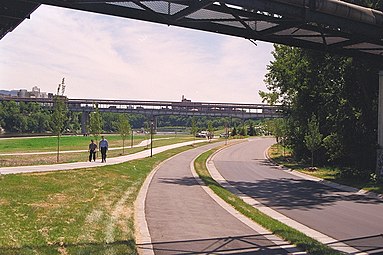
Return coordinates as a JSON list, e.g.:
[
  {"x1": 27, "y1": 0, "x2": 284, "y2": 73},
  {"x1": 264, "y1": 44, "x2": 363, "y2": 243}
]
[
  {"x1": 0, "y1": 96, "x2": 282, "y2": 133},
  {"x1": 1, "y1": 0, "x2": 383, "y2": 59},
  {"x1": 0, "y1": 96, "x2": 282, "y2": 119}
]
